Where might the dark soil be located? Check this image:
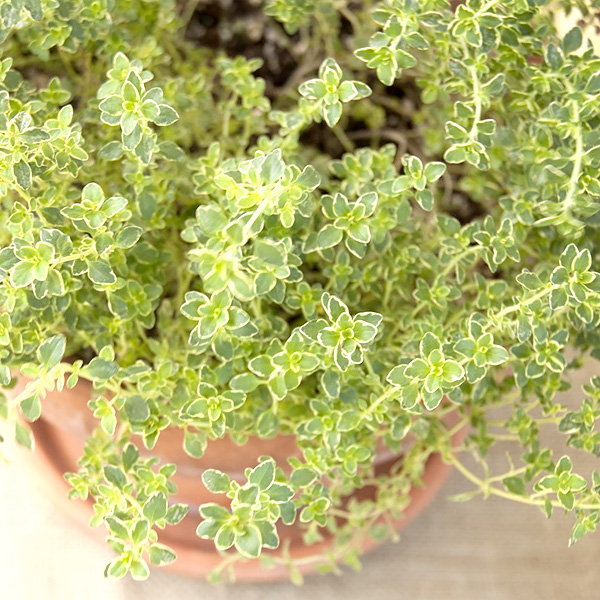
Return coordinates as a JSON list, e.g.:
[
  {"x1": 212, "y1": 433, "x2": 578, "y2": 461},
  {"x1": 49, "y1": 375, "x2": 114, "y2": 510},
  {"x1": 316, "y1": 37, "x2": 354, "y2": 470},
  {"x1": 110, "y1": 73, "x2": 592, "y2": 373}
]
[
  {"x1": 184, "y1": 0, "x2": 299, "y2": 90},
  {"x1": 182, "y1": 0, "x2": 483, "y2": 218}
]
